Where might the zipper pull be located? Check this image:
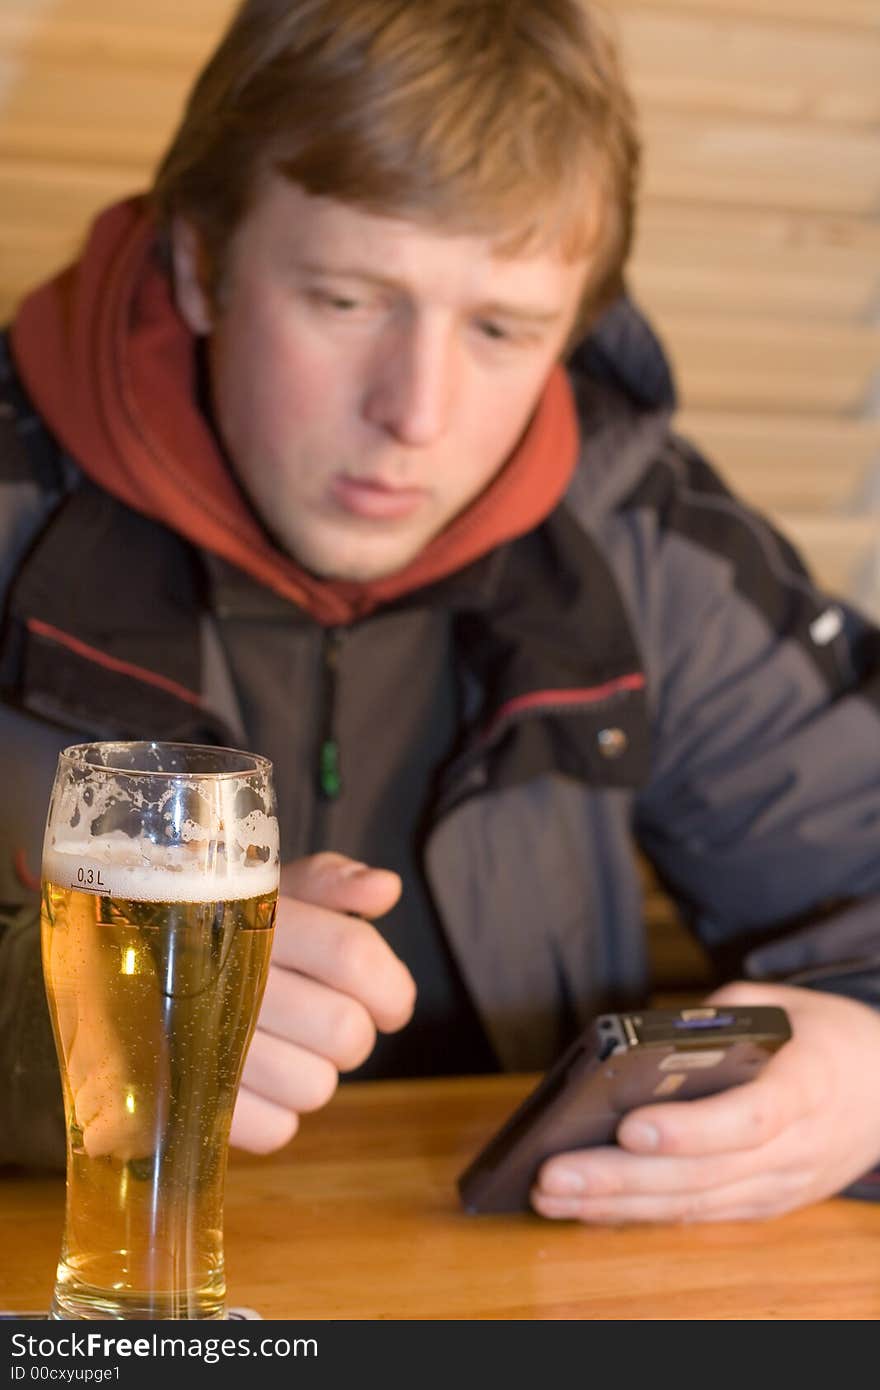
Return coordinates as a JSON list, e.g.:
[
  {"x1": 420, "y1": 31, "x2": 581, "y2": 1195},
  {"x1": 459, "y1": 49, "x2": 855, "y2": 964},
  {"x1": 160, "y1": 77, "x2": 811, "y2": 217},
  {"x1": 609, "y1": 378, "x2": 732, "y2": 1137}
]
[
  {"x1": 317, "y1": 628, "x2": 343, "y2": 800},
  {"x1": 319, "y1": 737, "x2": 342, "y2": 799}
]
